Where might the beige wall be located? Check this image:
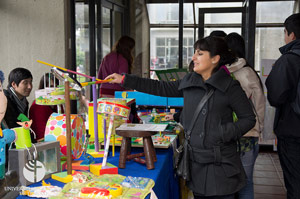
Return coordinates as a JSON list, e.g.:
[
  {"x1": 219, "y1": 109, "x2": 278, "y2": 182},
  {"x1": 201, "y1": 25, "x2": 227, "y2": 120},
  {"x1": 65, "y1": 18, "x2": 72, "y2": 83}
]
[
  {"x1": 0, "y1": 0, "x2": 65, "y2": 105},
  {"x1": 130, "y1": 0, "x2": 150, "y2": 78}
]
